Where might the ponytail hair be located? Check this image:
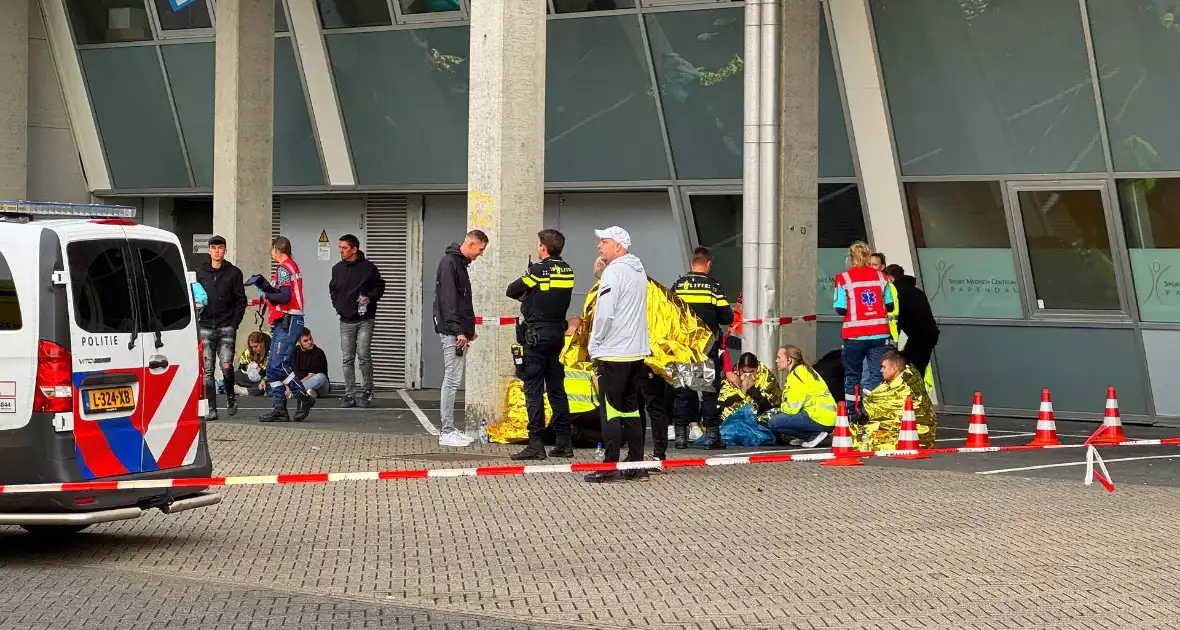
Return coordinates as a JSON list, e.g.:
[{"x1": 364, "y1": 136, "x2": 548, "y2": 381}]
[{"x1": 780, "y1": 344, "x2": 821, "y2": 382}]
